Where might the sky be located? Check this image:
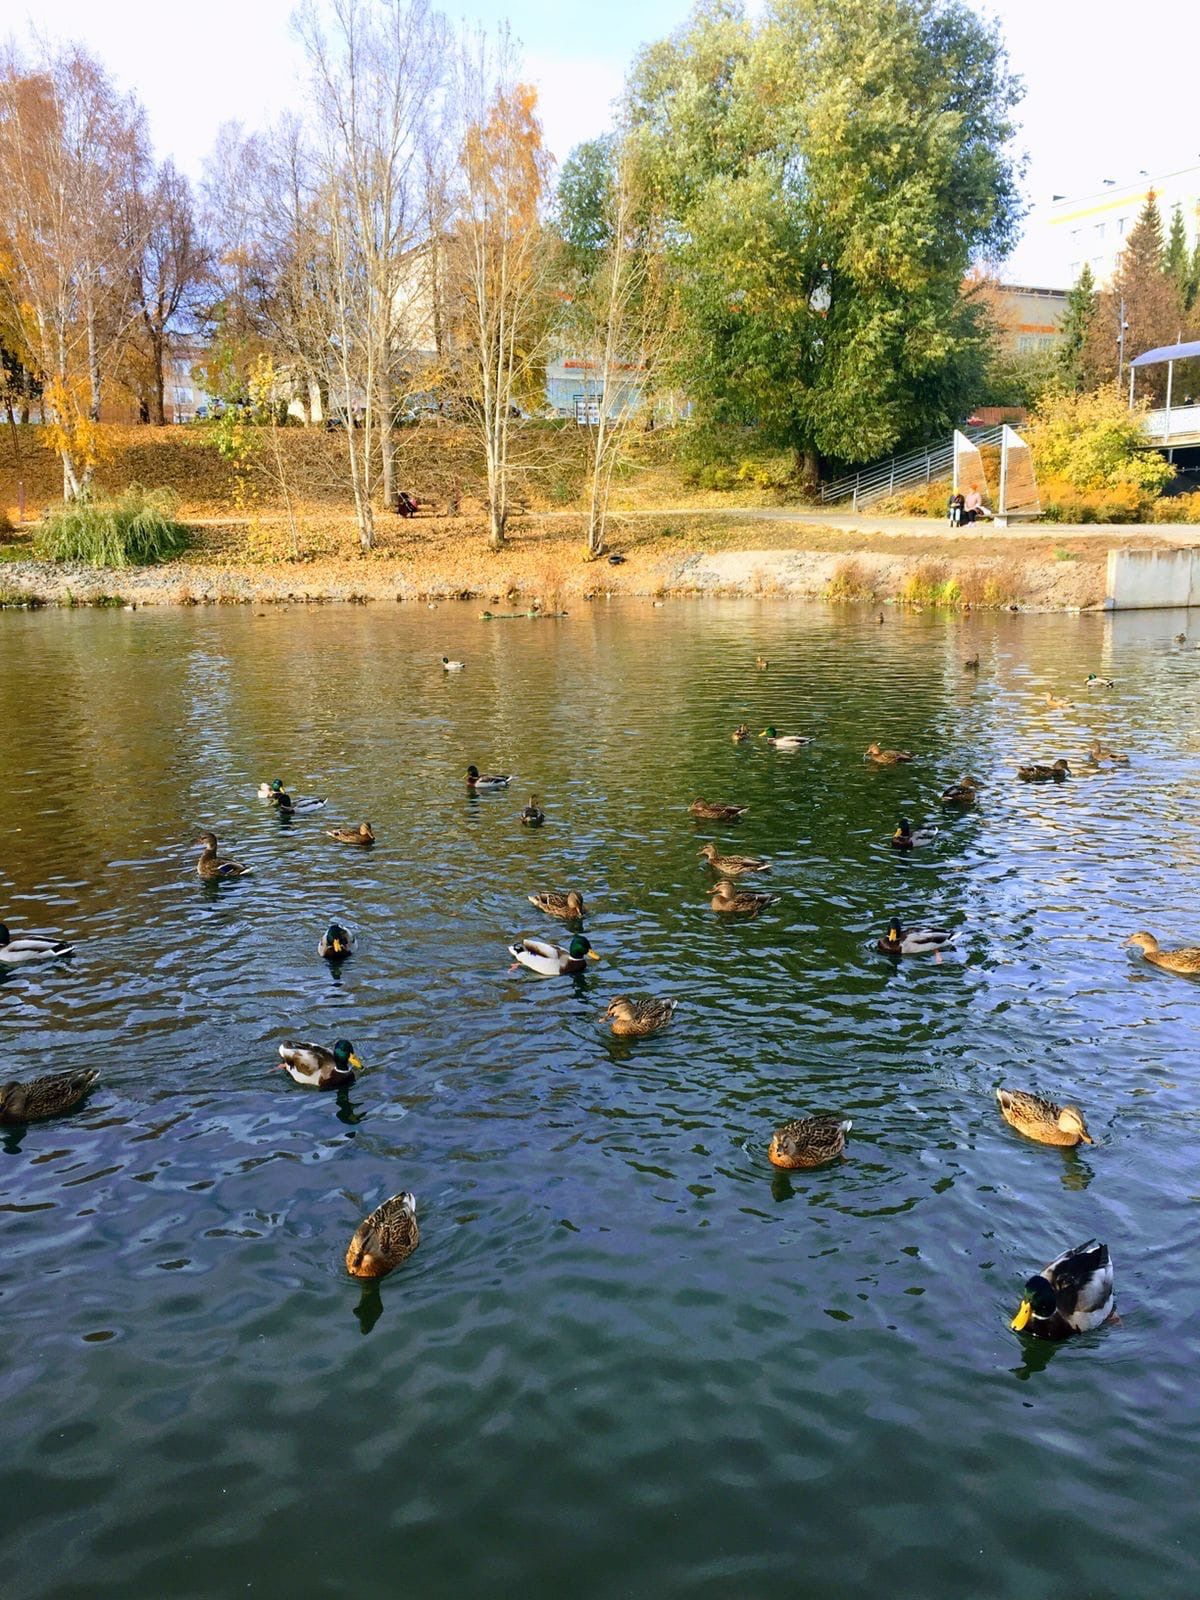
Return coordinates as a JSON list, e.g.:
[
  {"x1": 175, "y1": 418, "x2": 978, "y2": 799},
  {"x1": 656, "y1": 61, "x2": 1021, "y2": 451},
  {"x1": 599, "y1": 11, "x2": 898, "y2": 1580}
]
[{"x1": 10, "y1": 0, "x2": 1200, "y2": 283}]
